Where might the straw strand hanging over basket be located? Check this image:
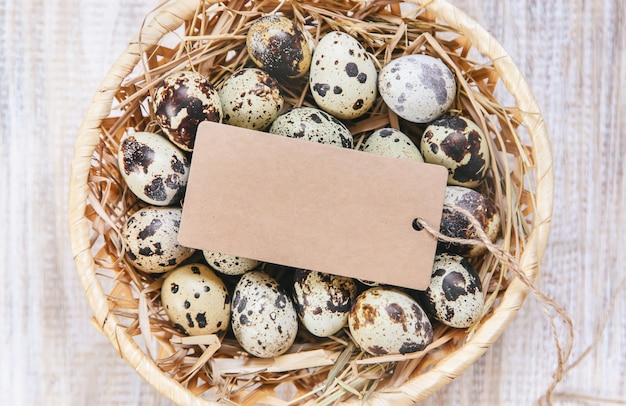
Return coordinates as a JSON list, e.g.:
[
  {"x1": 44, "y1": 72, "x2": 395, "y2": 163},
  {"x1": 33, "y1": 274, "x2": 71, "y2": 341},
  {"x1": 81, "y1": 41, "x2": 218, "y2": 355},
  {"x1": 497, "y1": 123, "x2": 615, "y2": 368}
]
[{"x1": 69, "y1": 0, "x2": 554, "y2": 404}]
